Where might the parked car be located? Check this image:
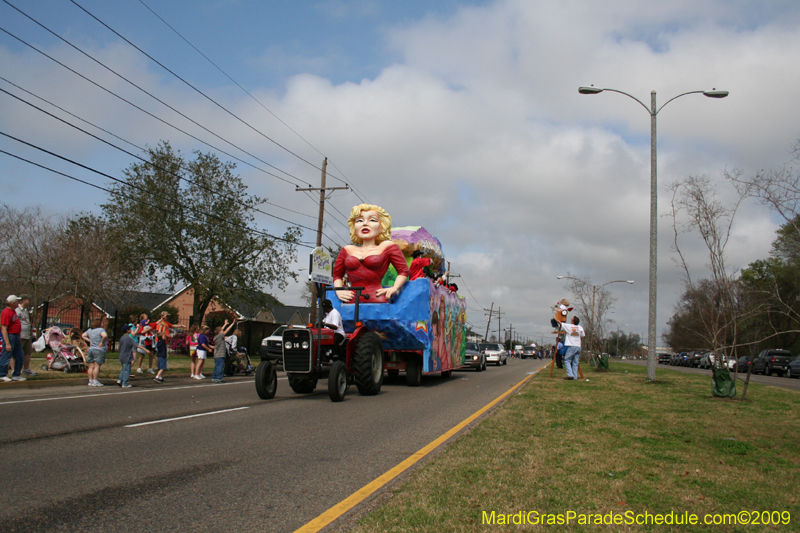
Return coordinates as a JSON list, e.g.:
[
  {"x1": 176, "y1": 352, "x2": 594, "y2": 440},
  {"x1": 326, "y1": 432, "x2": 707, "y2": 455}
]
[
  {"x1": 752, "y1": 349, "x2": 794, "y2": 376},
  {"x1": 521, "y1": 346, "x2": 537, "y2": 359},
  {"x1": 464, "y1": 342, "x2": 486, "y2": 371},
  {"x1": 734, "y1": 355, "x2": 753, "y2": 373},
  {"x1": 657, "y1": 352, "x2": 671, "y2": 364},
  {"x1": 787, "y1": 356, "x2": 800, "y2": 379},
  {"x1": 669, "y1": 353, "x2": 683, "y2": 366},
  {"x1": 479, "y1": 342, "x2": 507, "y2": 366},
  {"x1": 690, "y1": 350, "x2": 707, "y2": 368}
]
